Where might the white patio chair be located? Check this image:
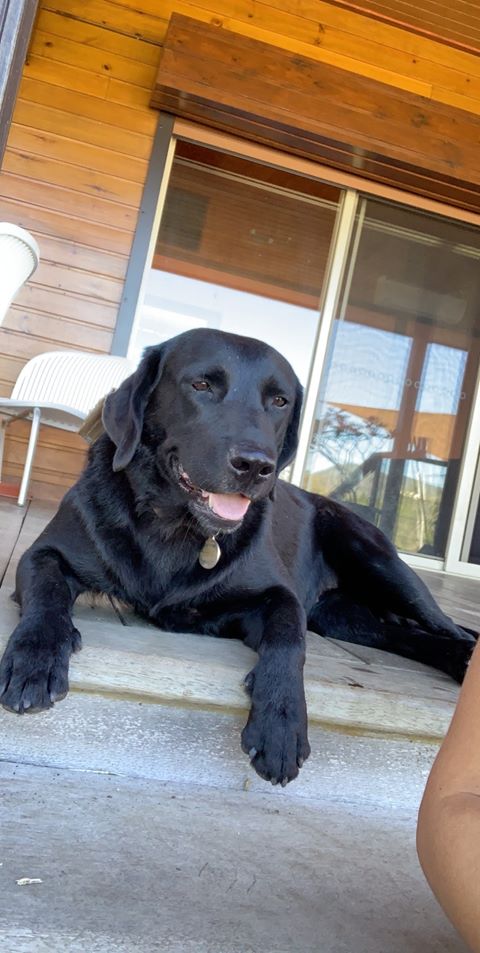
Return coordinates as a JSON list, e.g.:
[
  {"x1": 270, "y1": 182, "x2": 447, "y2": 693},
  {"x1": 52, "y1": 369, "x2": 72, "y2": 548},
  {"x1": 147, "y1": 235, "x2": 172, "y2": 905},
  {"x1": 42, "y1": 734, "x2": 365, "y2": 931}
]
[
  {"x1": 0, "y1": 350, "x2": 134, "y2": 506},
  {"x1": 0, "y1": 223, "x2": 40, "y2": 322}
]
